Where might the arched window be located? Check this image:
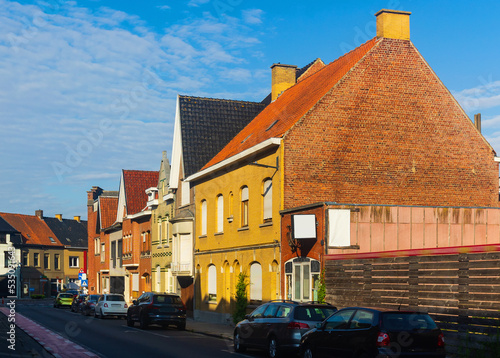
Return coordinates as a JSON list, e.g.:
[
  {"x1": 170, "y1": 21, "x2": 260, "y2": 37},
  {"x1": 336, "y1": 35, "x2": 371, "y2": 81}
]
[
  {"x1": 250, "y1": 262, "x2": 262, "y2": 301},
  {"x1": 217, "y1": 194, "x2": 224, "y2": 233},
  {"x1": 208, "y1": 265, "x2": 217, "y2": 302},
  {"x1": 201, "y1": 199, "x2": 207, "y2": 236},
  {"x1": 263, "y1": 179, "x2": 272, "y2": 222},
  {"x1": 241, "y1": 186, "x2": 249, "y2": 227}
]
